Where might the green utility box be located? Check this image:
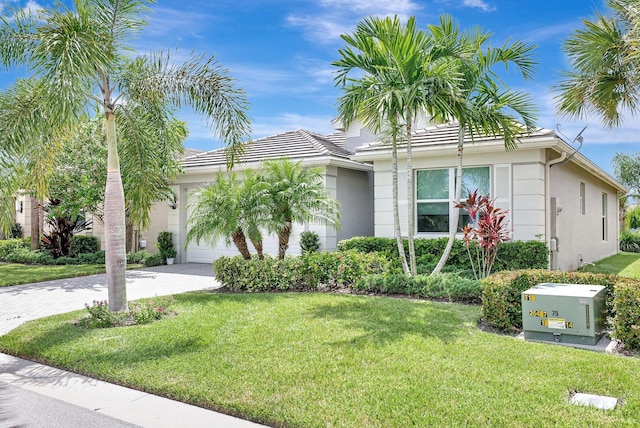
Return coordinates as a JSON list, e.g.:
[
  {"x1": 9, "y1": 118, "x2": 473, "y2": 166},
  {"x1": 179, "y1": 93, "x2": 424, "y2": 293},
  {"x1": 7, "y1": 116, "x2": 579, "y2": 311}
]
[{"x1": 521, "y1": 283, "x2": 607, "y2": 345}]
